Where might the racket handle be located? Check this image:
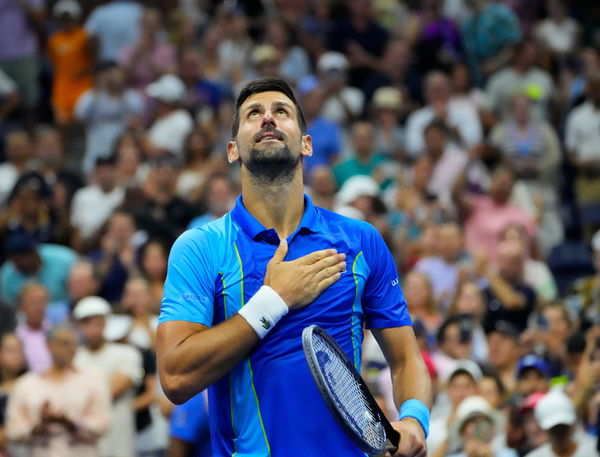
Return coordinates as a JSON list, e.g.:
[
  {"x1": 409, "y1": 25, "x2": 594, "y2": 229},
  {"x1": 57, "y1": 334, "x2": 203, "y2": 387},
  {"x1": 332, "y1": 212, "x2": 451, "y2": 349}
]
[{"x1": 384, "y1": 422, "x2": 400, "y2": 453}]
